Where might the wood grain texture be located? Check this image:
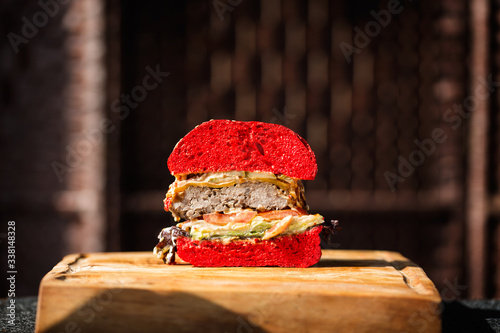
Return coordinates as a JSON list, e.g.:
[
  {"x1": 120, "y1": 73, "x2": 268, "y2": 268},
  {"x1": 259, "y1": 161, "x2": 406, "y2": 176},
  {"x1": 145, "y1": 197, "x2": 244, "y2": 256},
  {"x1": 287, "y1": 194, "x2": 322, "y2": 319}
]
[{"x1": 35, "y1": 250, "x2": 441, "y2": 333}]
